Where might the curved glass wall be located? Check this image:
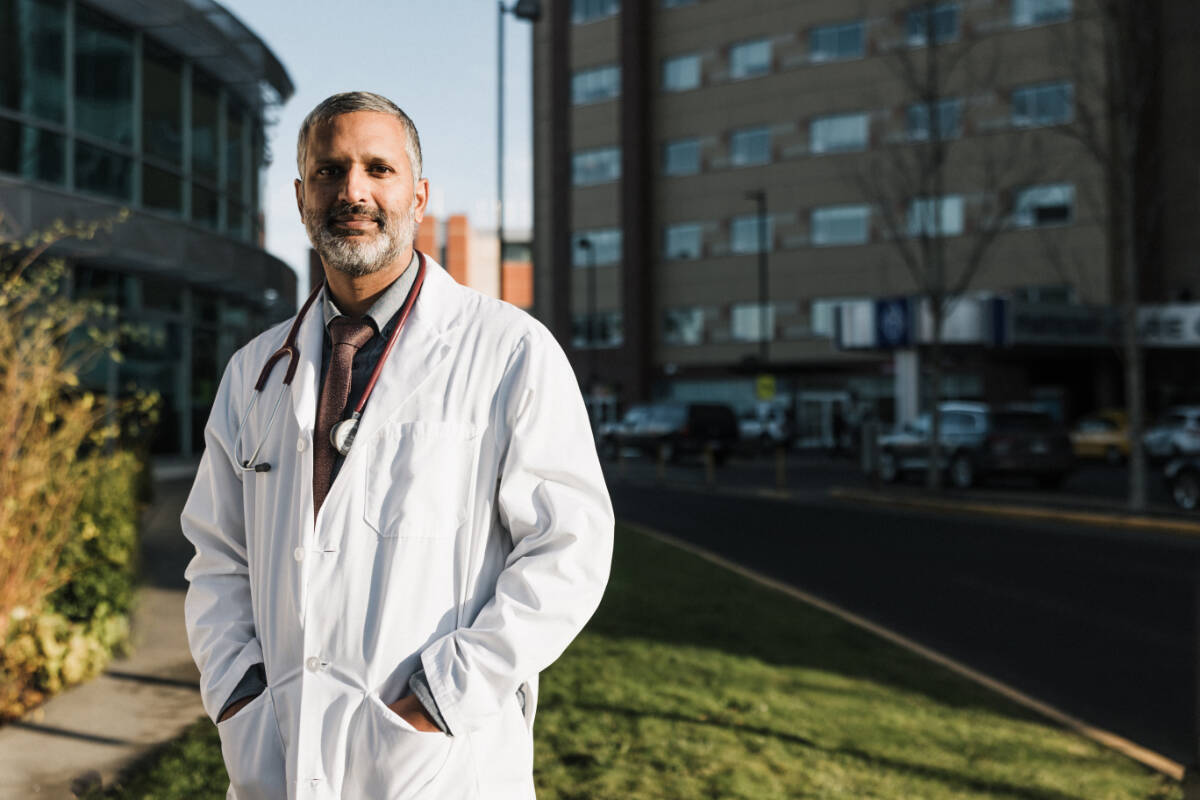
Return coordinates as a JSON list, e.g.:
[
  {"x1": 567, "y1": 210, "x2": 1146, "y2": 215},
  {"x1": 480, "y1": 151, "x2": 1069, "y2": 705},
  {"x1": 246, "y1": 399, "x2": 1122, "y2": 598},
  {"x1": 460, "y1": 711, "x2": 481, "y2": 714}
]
[{"x1": 0, "y1": 0, "x2": 268, "y2": 243}]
